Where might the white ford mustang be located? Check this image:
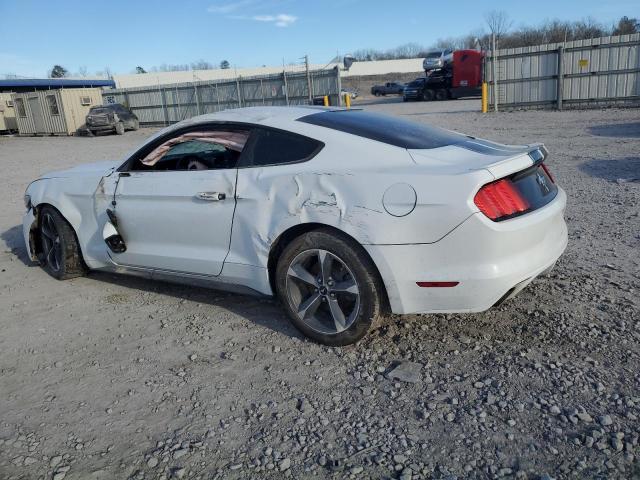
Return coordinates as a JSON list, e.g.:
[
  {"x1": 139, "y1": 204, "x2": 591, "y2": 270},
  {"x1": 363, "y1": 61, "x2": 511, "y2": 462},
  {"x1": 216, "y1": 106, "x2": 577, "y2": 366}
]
[{"x1": 23, "y1": 107, "x2": 567, "y2": 345}]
